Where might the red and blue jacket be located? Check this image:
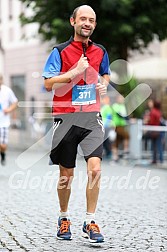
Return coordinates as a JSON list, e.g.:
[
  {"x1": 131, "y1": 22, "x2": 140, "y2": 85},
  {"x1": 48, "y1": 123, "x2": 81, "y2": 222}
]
[{"x1": 42, "y1": 37, "x2": 110, "y2": 115}]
